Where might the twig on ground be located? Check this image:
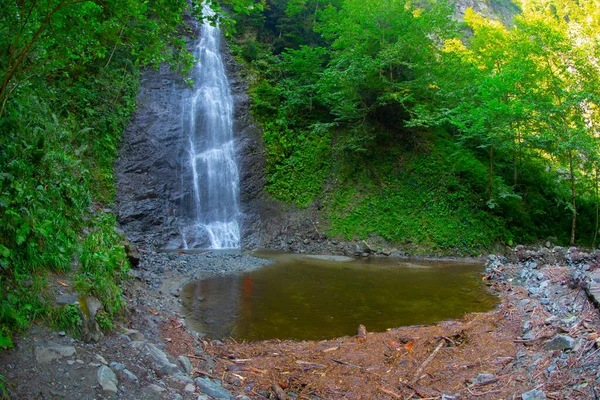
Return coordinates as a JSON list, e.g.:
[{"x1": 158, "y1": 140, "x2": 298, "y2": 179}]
[
  {"x1": 410, "y1": 339, "x2": 446, "y2": 385},
  {"x1": 378, "y1": 386, "x2": 402, "y2": 398},
  {"x1": 331, "y1": 358, "x2": 363, "y2": 369},
  {"x1": 191, "y1": 368, "x2": 216, "y2": 379}
]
